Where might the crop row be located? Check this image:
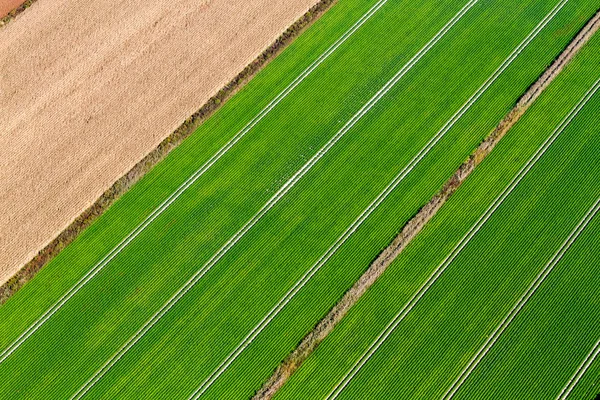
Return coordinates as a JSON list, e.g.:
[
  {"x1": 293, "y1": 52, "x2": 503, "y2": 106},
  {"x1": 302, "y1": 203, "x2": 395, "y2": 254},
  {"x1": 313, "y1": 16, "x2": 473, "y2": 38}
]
[
  {"x1": 81, "y1": 1, "x2": 600, "y2": 398},
  {"x1": 277, "y1": 29, "x2": 600, "y2": 400},
  {"x1": 0, "y1": 0, "x2": 482, "y2": 395},
  {"x1": 0, "y1": 0, "x2": 598, "y2": 399}
]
